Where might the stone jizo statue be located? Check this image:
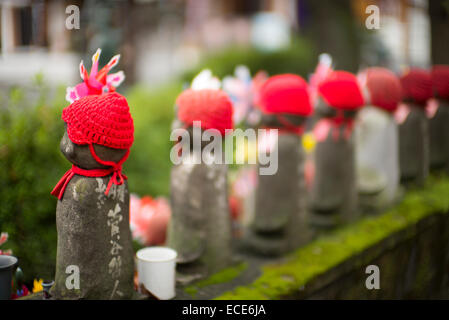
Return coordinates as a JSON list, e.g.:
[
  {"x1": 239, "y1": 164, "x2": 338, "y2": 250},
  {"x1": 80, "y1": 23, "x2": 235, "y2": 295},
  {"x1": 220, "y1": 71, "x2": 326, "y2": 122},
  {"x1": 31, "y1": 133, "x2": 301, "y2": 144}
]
[
  {"x1": 245, "y1": 74, "x2": 312, "y2": 255},
  {"x1": 397, "y1": 69, "x2": 433, "y2": 186},
  {"x1": 429, "y1": 65, "x2": 449, "y2": 171},
  {"x1": 355, "y1": 67, "x2": 402, "y2": 212},
  {"x1": 167, "y1": 88, "x2": 234, "y2": 276},
  {"x1": 309, "y1": 71, "x2": 365, "y2": 227},
  {"x1": 51, "y1": 51, "x2": 135, "y2": 299}
]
